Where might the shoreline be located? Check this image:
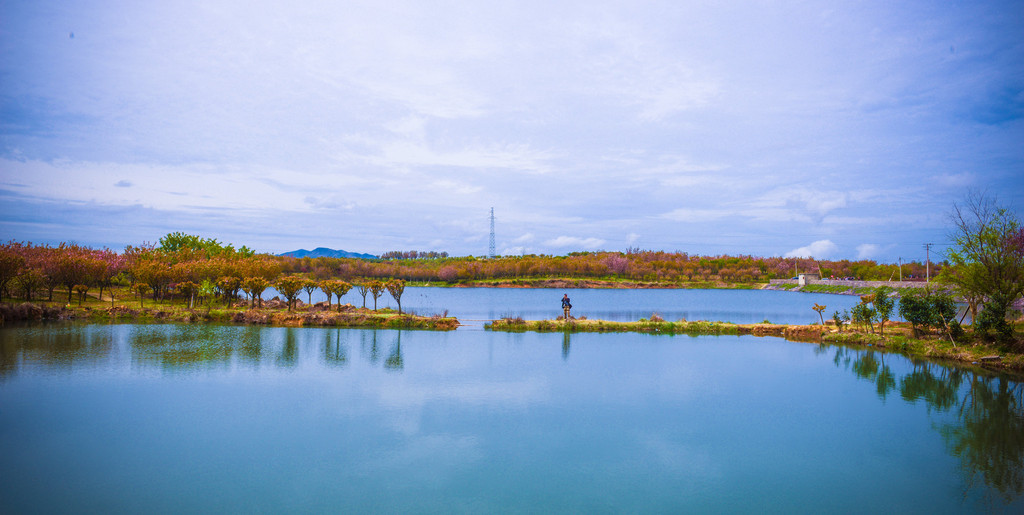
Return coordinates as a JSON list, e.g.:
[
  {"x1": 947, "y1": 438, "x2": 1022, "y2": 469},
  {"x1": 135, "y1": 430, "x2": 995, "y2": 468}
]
[
  {"x1": 486, "y1": 317, "x2": 1024, "y2": 374},
  {"x1": 0, "y1": 302, "x2": 459, "y2": 330},
  {"x1": 3, "y1": 295, "x2": 1021, "y2": 374}
]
